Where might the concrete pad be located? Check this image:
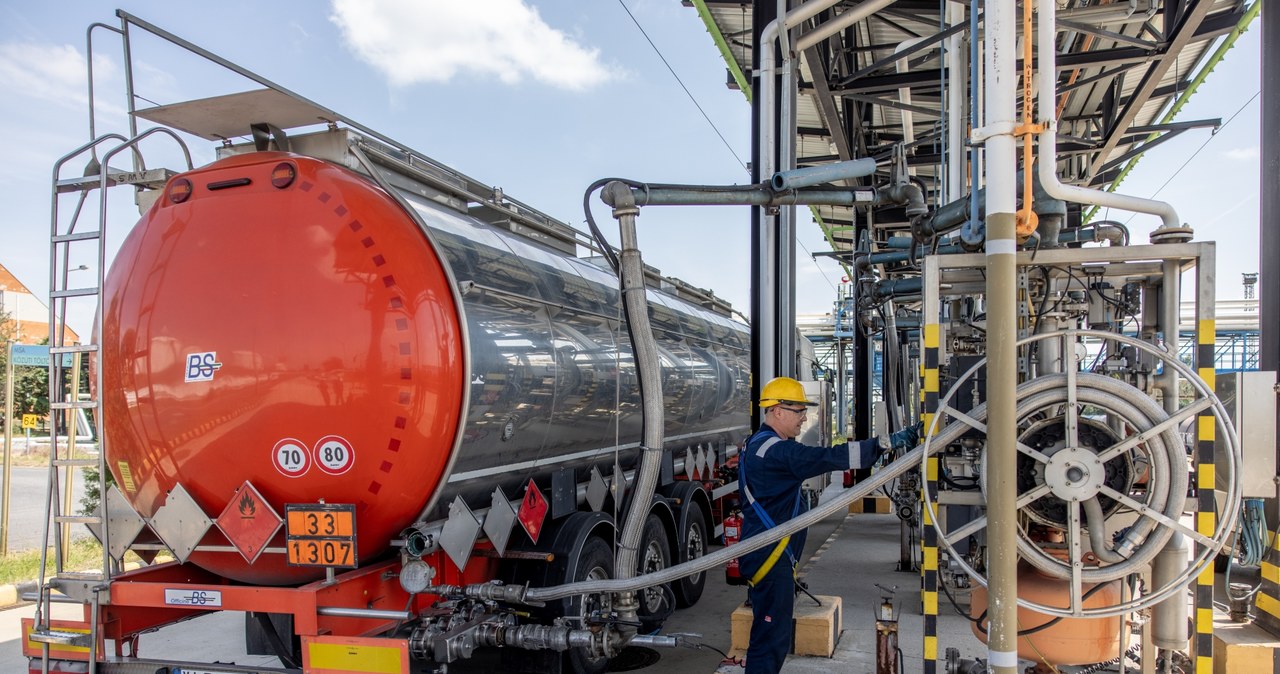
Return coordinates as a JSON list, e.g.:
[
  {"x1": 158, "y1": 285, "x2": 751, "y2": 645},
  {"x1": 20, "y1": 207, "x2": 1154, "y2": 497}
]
[{"x1": 1213, "y1": 615, "x2": 1280, "y2": 674}]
